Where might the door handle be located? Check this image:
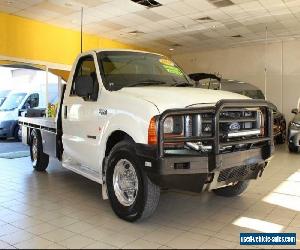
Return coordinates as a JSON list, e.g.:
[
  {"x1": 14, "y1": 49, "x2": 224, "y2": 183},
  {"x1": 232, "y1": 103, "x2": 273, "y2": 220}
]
[
  {"x1": 87, "y1": 135, "x2": 97, "y2": 139},
  {"x1": 64, "y1": 106, "x2": 68, "y2": 119}
]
